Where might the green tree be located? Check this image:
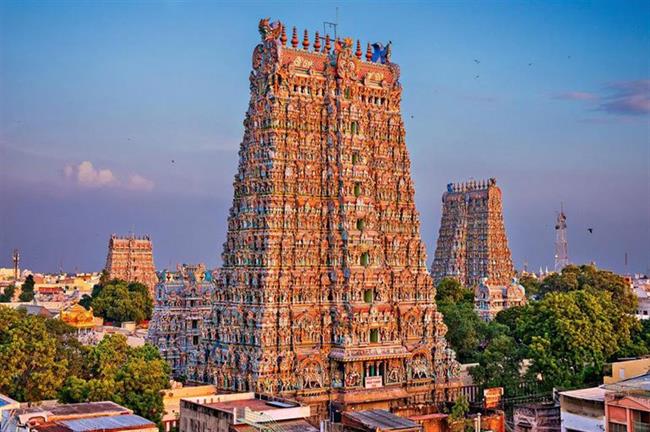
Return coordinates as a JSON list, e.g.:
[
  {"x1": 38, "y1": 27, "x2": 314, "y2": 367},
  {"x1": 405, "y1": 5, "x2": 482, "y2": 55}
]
[
  {"x1": 518, "y1": 274, "x2": 541, "y2": 299},
  {"x1": 539, "y1": 265, "x2": 636, "y2": 313},
  {"x1": 436, "y1": 278, "x2": 474, "y2": 304},
  {"x1": 18, "y1": 274, "x2": 35, "y2": 302},
  {"x1": 0, "y1": 307, "x2": 67, "y2": 401},
  {"x1": 438, "y1": 302, "x2": 487, "y2": 363},
  {"x1": 90, "y1": 280, "x2": 153, "y2": 323},
  {"x1": 518, "y1": 289, "x2": 637, "y2": 389},
  {"x1": 0, "y1": 285, "x2": 16, "y2": 302},
  {"x1": 59, "y1": 334, "x2": 170, "y2": 423},
  {"x1": 470, "y1": 333, "x2": 526, "y2": 396}
]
